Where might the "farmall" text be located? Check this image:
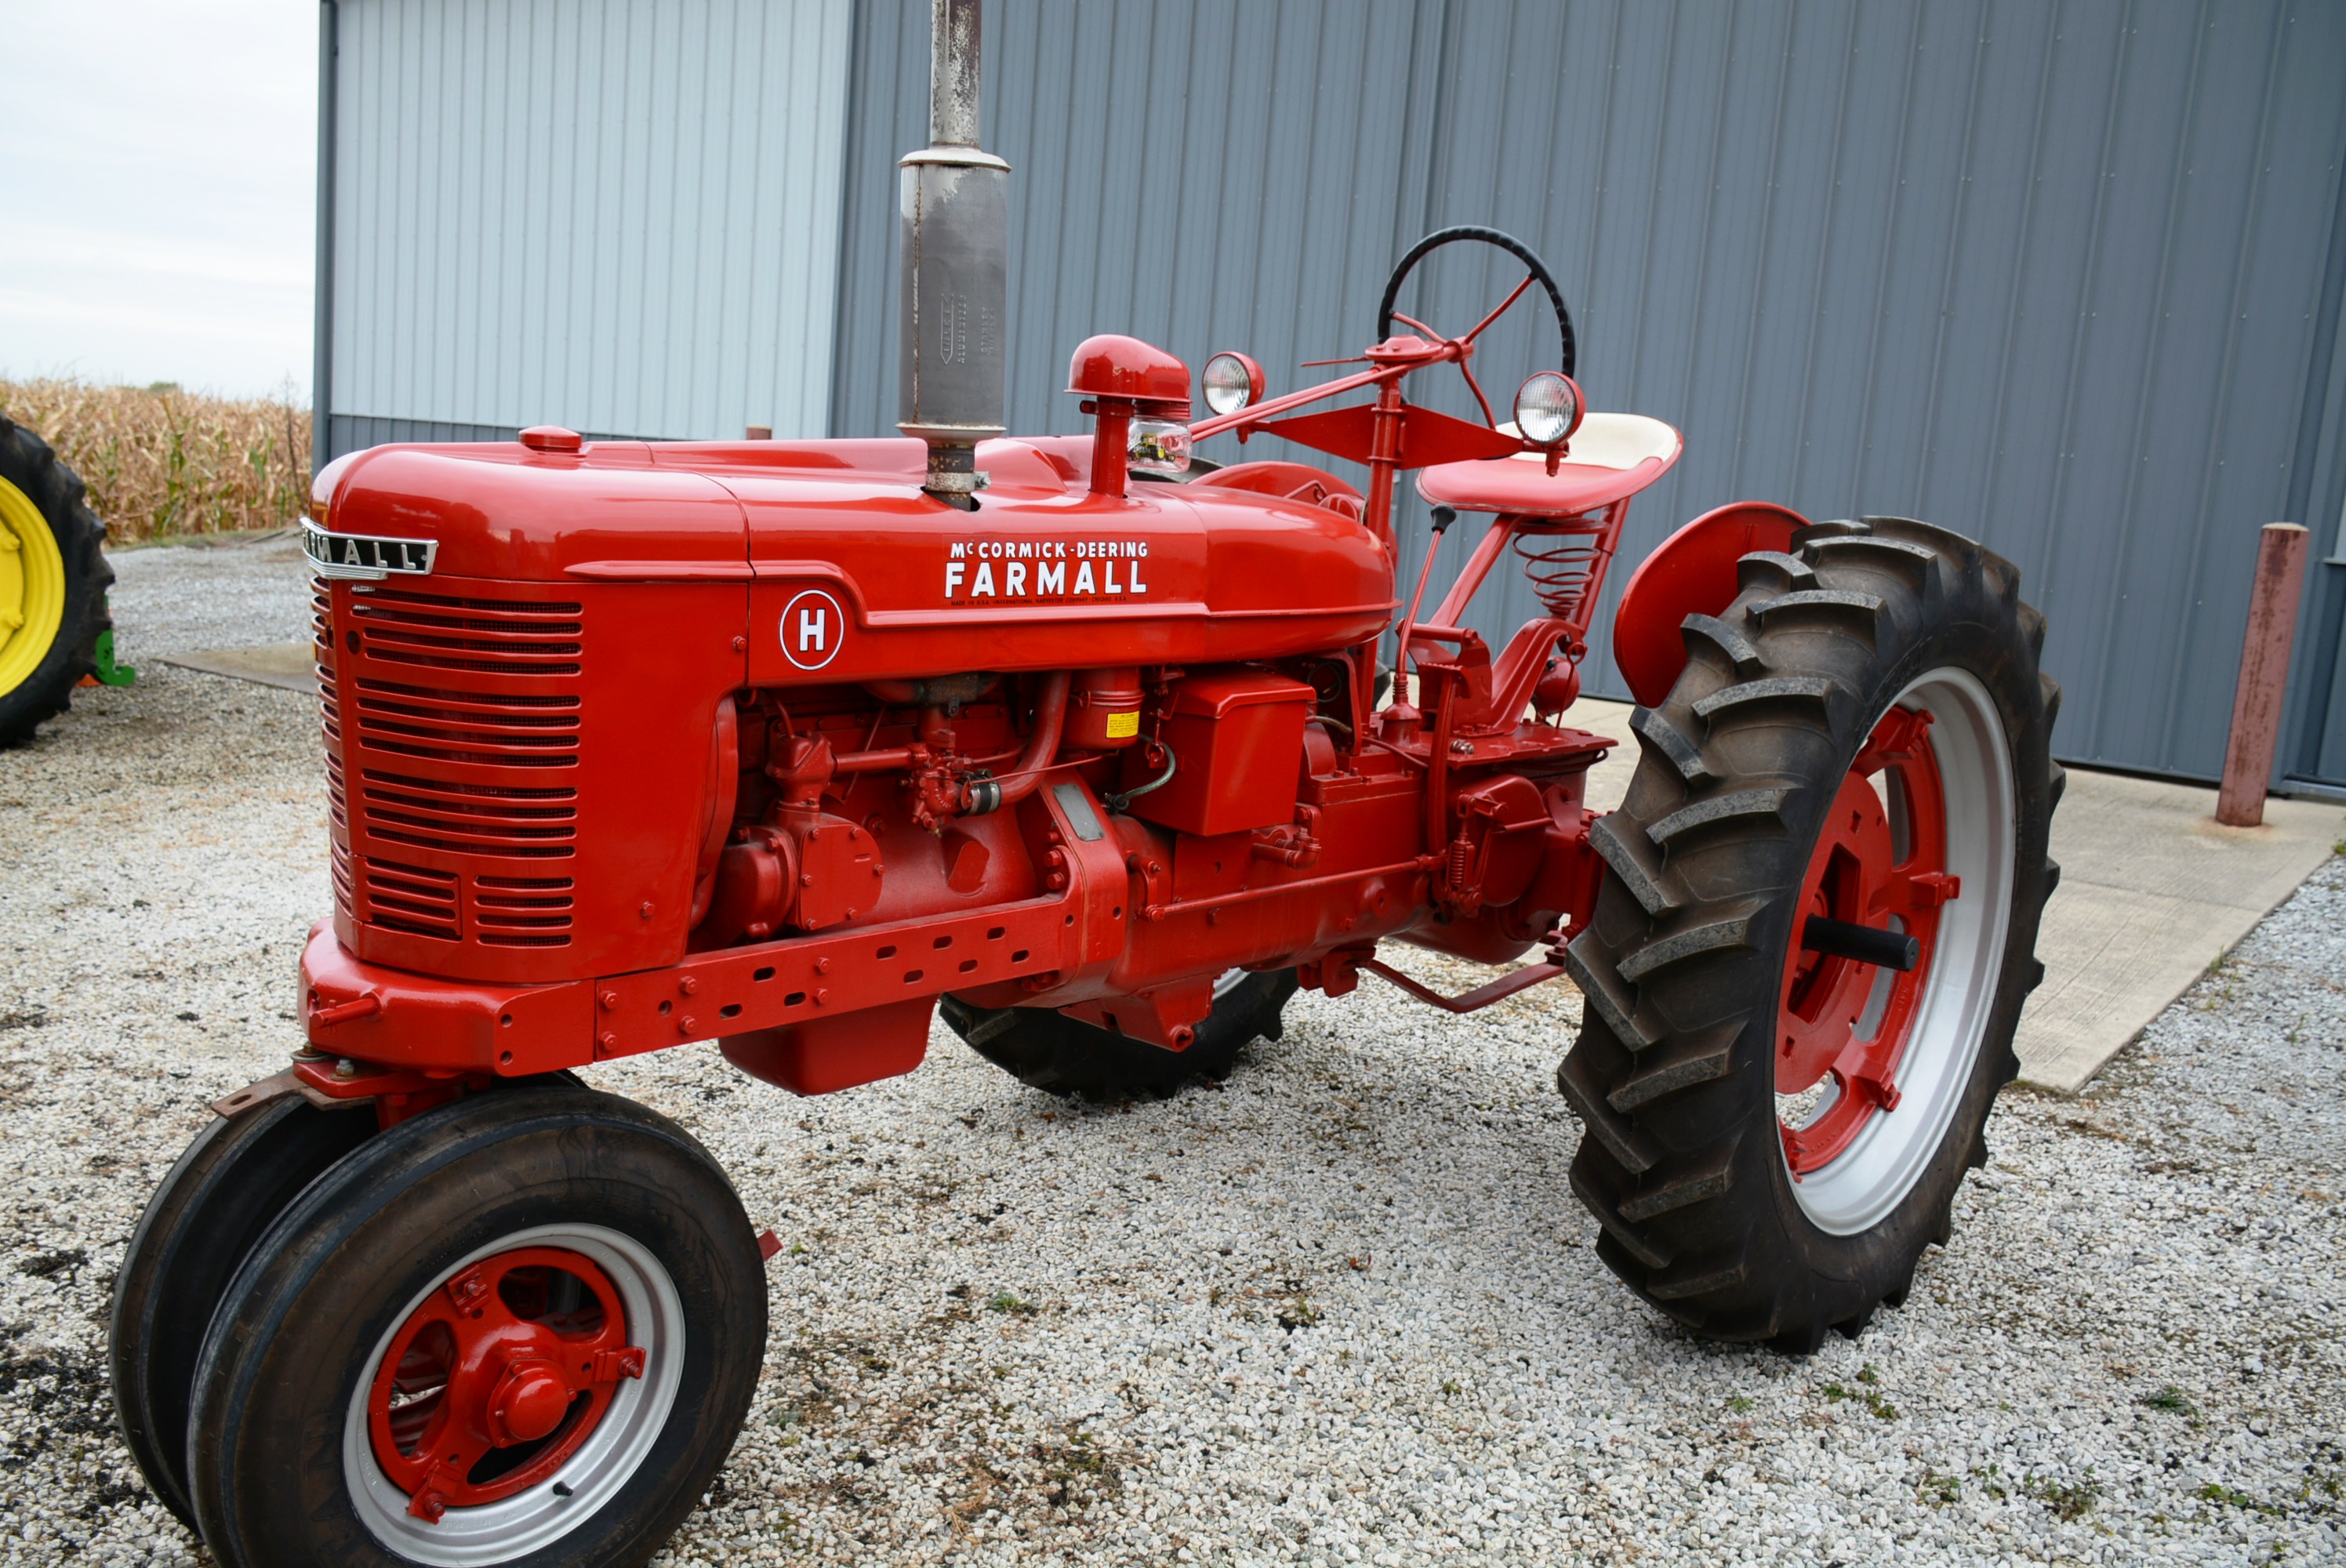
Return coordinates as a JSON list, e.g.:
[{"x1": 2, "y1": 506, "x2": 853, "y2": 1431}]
[{"x1": 944, "y1": 539, "x2": 1149, "y2": 599}]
